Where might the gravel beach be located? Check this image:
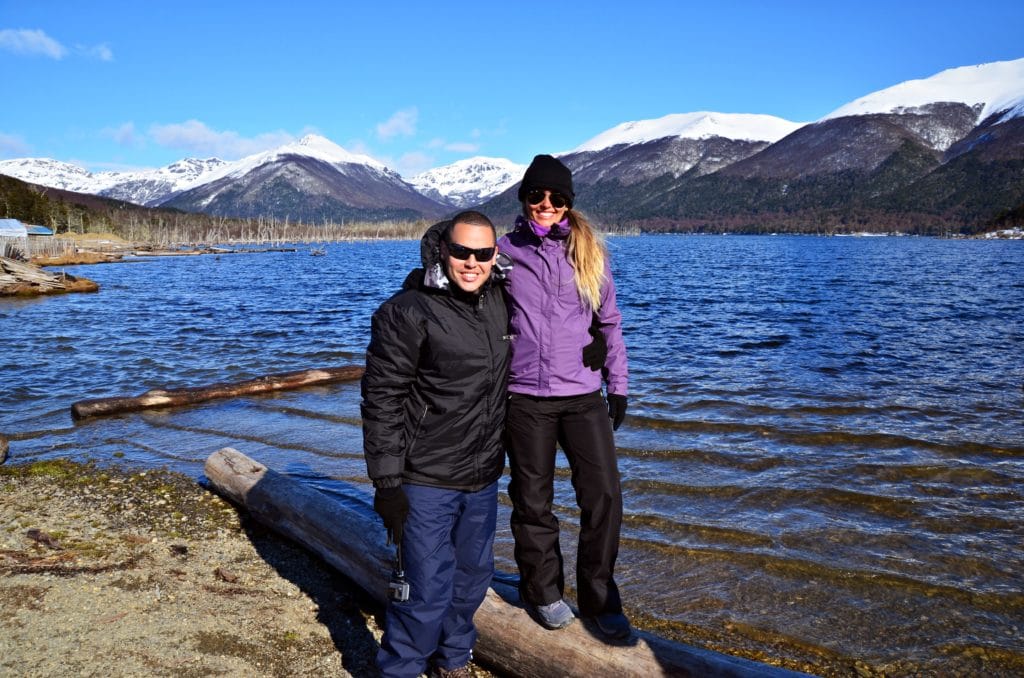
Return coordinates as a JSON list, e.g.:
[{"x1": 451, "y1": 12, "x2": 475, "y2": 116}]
[{"x1": 0, "y1": 460, "x2": 494, "y2": 677}]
